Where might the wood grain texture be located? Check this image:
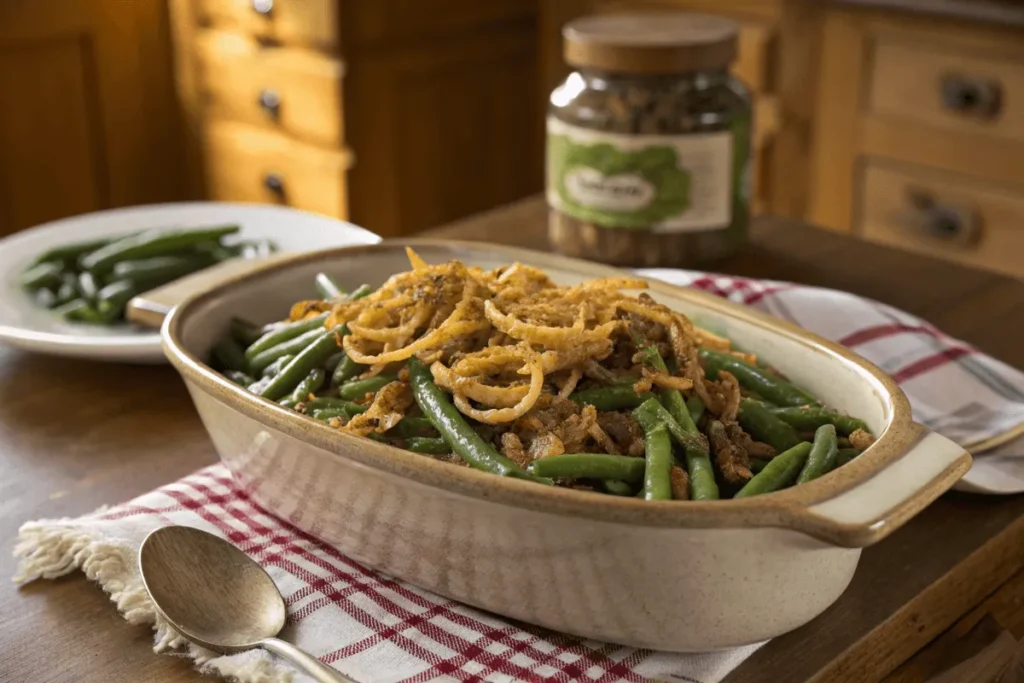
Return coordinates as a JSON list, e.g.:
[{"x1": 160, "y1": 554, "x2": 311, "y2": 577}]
[
  {"x1": 6, "y1": 197, "x2": 1024, "y2": 683},
  {"x1": 194, "y1": 0, "x2": 340, "y2": 50}
]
